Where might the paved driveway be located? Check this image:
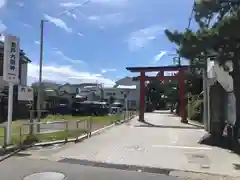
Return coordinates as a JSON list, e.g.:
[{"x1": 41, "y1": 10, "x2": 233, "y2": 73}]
[{"x1": 49, "y1": 111, "x2": 240, "y2": 177}]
